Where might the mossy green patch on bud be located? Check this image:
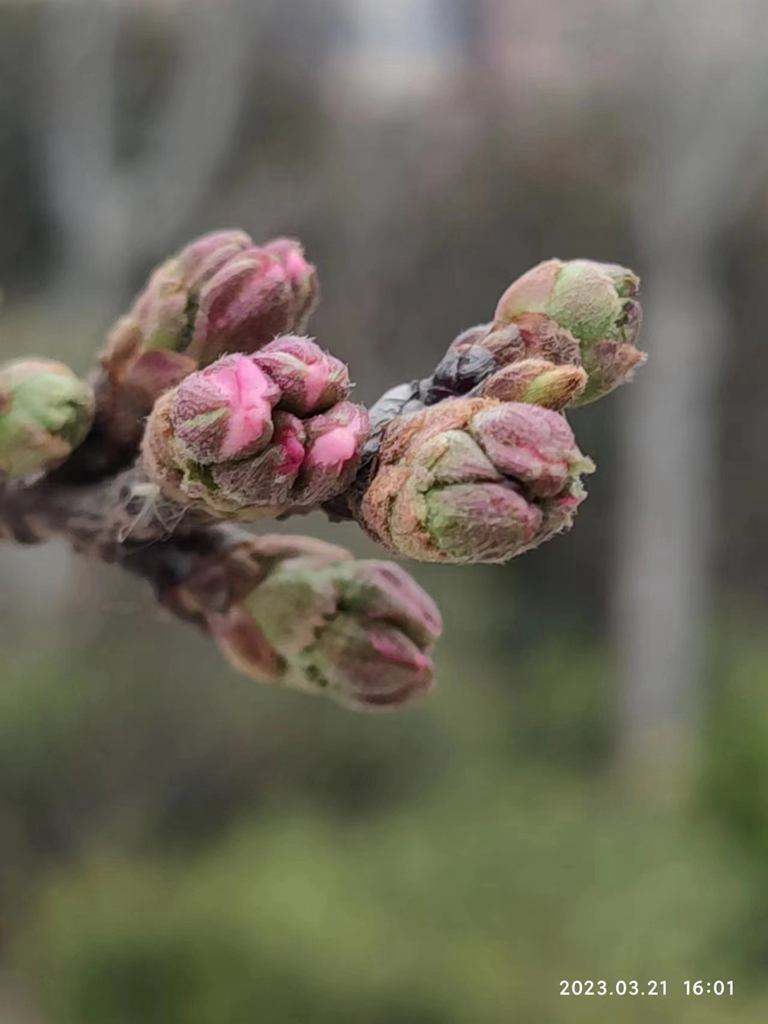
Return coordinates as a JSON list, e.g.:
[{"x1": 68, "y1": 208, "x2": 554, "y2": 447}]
[
  {"x1": 491, "y1": 258, "x2": 644, "y2": 404},
  {"x1": 0, "y1": 359, "x2": 94, "y2": 478},
  {"x1": 547, "y1": 260, "x2": 625, "y2": 344},
  {"x1": 208, "y1": 554, "x2": 442, "y2": 711},
  {"x1": 356, "y1": 397, "x2": 593, "y2": 564}
]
